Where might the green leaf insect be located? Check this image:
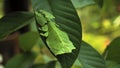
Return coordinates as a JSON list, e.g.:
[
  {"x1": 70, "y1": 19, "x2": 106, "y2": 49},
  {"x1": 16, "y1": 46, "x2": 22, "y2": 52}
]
[{"x1": 35, "y1": 10, "x2": 76, "y2": 55}]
